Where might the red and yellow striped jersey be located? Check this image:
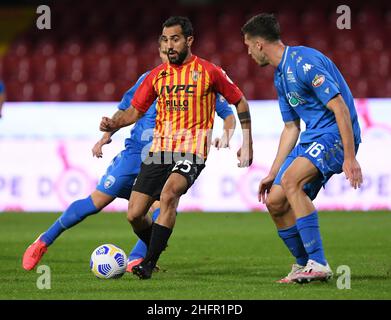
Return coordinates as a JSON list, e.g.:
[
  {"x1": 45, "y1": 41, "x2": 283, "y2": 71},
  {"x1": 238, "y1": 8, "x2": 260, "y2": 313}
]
[{"x1": 132, "y1": 55, "x2": 243, "y2": 159}]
